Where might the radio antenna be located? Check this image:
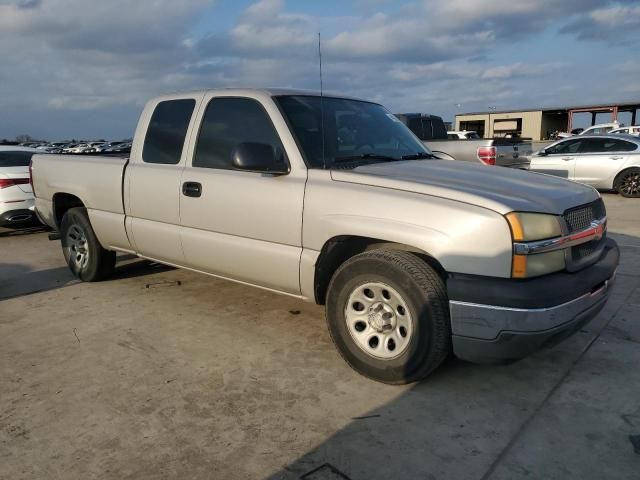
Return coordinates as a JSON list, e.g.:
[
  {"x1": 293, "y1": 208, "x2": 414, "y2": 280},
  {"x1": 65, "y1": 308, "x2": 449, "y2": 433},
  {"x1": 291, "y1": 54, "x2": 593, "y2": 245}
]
[{"x1": 318, "y1": 32, "x2": 326, "y2": 168}]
